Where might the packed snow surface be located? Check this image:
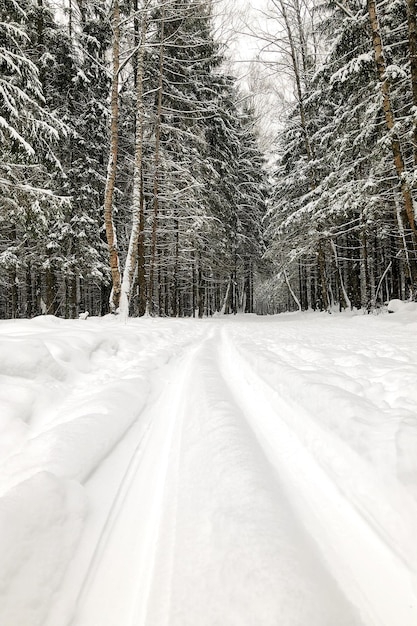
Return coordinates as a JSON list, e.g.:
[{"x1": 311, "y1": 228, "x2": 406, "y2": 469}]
[{"x1": 1, "y1": 305, "x2": 417, "y2": 626}]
